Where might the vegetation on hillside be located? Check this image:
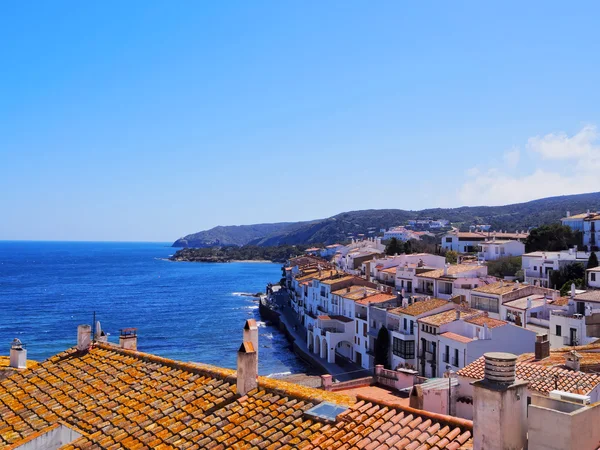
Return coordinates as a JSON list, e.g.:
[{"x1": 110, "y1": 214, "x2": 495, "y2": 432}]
[
  {"x1": 524, "y1": 224, "x2": 582, "y2": 253},
  {"x1": 173, "y1": 192, "x2": 600, "y2": 248},
  {"x1": 549, "y1": 263, "x2": 586, "y2": 295},
  {"x1": 169, "y1": 245, "x2": 310, "y2": 263}
]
